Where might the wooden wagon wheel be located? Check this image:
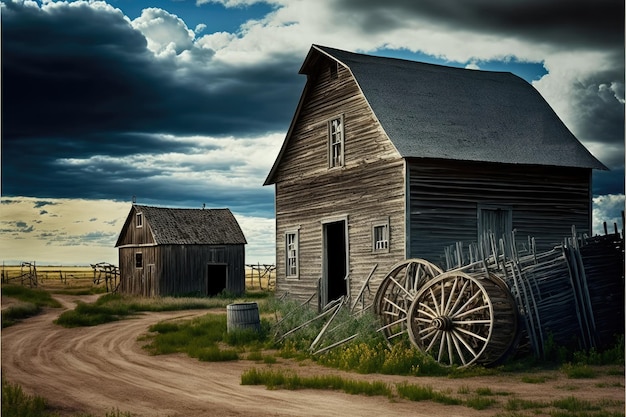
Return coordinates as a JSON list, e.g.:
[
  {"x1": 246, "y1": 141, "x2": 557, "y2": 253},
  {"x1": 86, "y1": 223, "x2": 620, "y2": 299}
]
[
  {"x1": 374, "y1": 259, "x2": 443, "y2": 343},
  {"x1": 407, "y1": 271, "x2": 518, "y2": 367}
]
